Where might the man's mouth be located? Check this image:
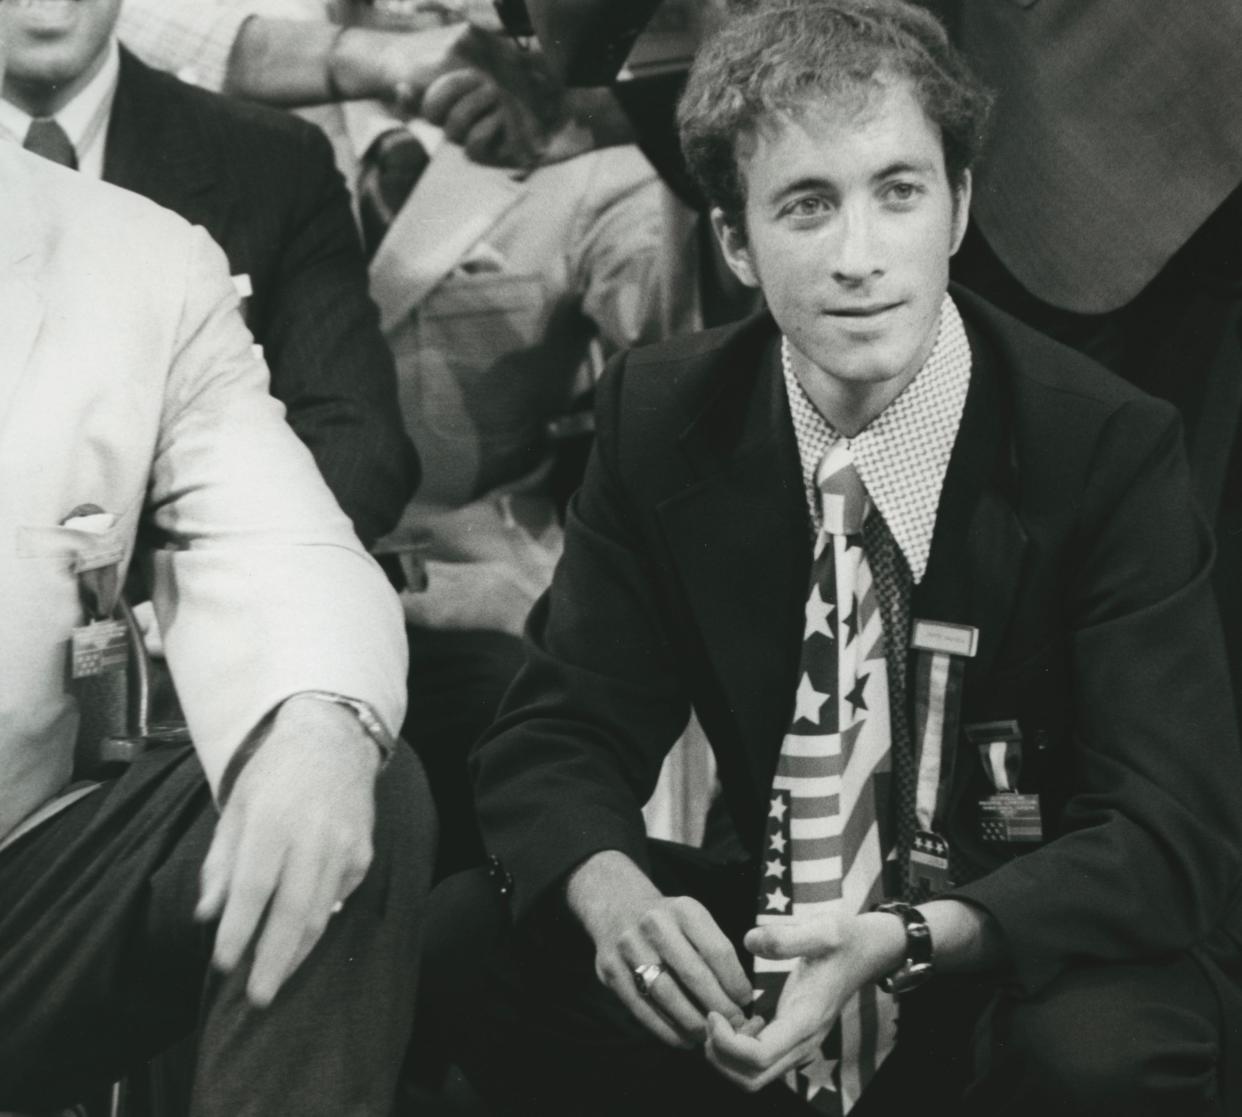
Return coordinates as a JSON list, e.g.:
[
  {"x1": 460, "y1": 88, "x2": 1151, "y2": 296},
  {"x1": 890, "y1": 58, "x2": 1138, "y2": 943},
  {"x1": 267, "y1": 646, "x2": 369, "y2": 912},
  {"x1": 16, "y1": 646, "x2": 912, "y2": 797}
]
[
  {"x1": 826, "y1": 302, "x2": 903, "y2": 319},
  {"x1": 7, "y1": 0, "x2": 83, "y2": 28}
]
